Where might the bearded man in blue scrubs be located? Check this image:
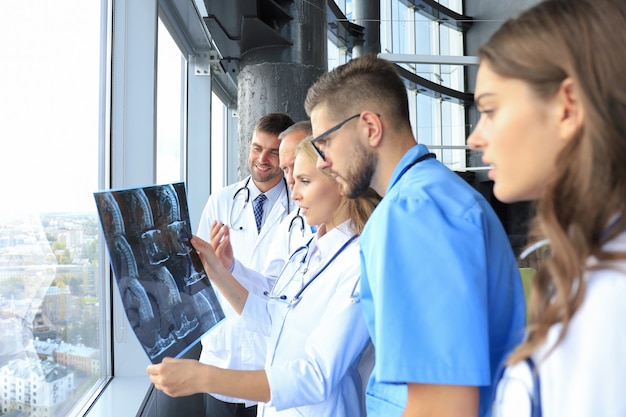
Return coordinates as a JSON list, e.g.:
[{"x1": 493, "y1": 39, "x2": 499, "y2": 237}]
[{"x1": 304, "y1": 54, "x2": 526, "y2": 417}]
